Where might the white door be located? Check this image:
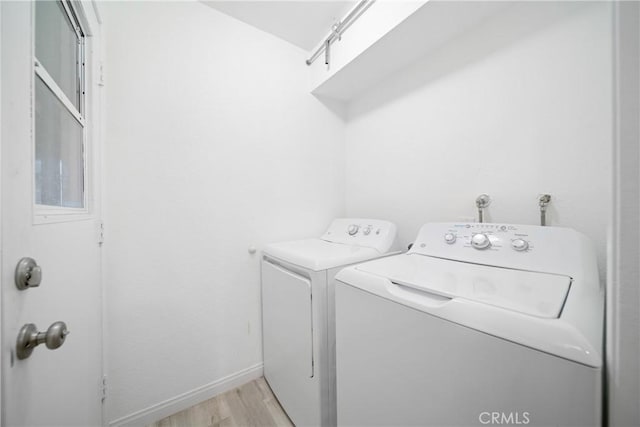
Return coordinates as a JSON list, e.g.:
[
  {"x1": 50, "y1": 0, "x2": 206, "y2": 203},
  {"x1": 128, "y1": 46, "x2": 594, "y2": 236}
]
[{"x1": 1, "y1": 1, "x2": 104, "y2": 426}]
